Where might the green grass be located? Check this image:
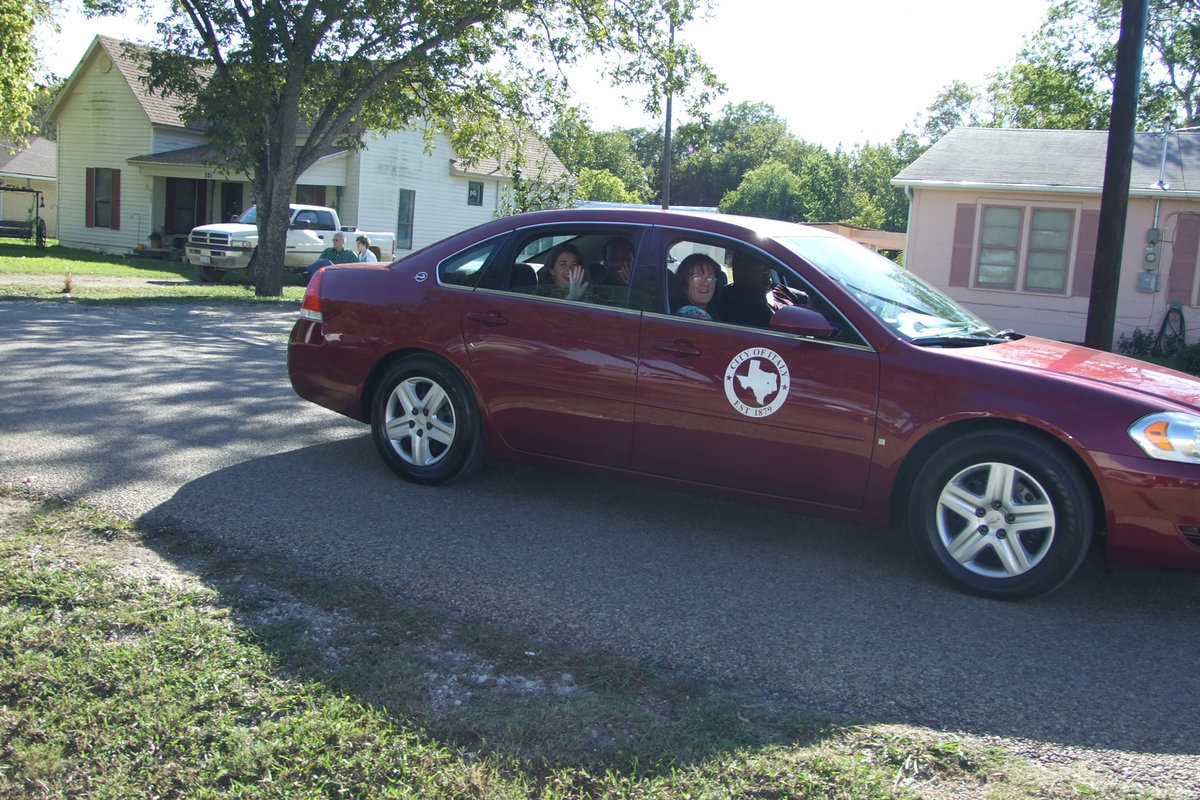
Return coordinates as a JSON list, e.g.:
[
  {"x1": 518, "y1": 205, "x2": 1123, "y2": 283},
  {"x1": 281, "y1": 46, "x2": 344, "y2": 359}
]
[
  {"x1": 0, "y1": 487, "x2": 1178, "y2": 799},
  {"x1": 0, "y1": 239, "x2": 308, "y2": 303}
]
